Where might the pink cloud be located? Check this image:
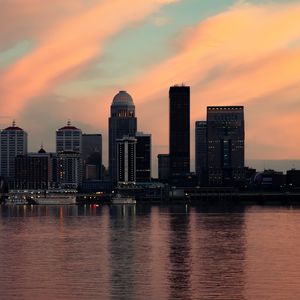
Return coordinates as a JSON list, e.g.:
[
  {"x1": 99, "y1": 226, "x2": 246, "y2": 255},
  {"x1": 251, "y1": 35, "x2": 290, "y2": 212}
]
[{"x1": 0, "y1": 0, "x2": 177, "y2": 116}]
